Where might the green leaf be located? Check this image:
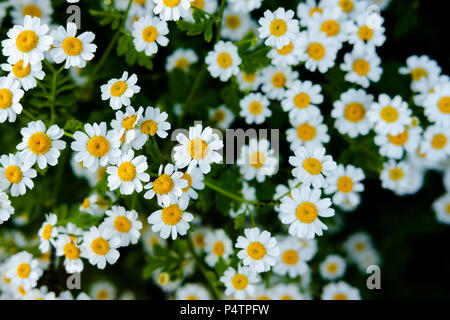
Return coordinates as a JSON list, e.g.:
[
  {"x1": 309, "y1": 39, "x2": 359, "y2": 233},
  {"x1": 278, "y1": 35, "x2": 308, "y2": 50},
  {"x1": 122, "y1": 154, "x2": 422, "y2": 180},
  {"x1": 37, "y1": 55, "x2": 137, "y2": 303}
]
[{"x1": 234, "y1": 212, "x2": 246, "y2": 229}]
